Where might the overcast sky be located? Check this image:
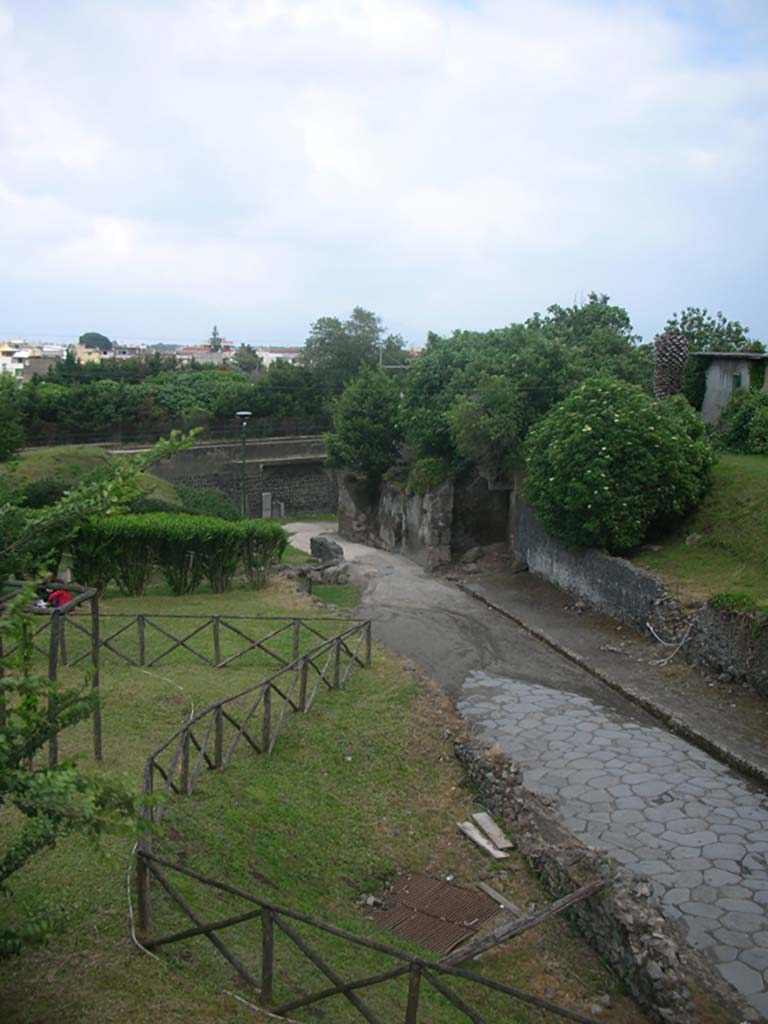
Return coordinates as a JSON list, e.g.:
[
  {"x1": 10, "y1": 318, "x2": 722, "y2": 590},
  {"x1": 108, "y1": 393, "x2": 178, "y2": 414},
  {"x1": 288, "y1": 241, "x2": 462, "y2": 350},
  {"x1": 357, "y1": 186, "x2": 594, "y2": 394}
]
[{"x1": 1, "y1": 0, "x2": 766, "y2": 348}]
